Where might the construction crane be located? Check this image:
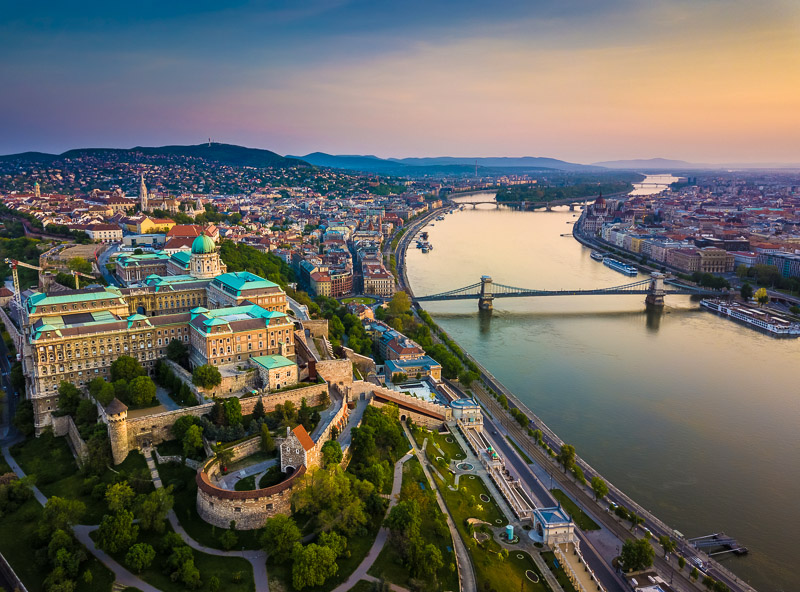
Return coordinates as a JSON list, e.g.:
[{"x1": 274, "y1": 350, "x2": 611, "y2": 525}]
[
  {"x1": 5, "y1": 258, "x2": 41, "y2": 312},
  {"x1": 71, "y1": 270, "x2": 96, "y2": 289}
]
